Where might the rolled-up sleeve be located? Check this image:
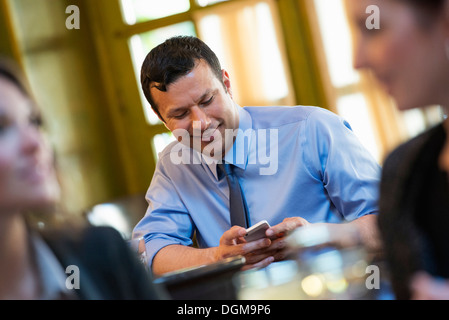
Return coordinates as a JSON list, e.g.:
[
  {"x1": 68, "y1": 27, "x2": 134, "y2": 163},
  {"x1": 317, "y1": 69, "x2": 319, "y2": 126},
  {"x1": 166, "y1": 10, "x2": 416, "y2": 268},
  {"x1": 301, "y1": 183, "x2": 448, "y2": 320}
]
[{"x1": 132, "y1": 154, "x2": 195, "y2": 270}]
